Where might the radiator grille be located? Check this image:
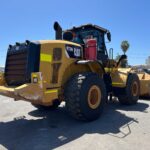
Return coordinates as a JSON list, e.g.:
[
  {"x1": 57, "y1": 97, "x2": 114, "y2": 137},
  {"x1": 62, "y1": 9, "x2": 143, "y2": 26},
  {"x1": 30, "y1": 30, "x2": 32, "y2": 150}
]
[
  {"x1": 5, "y1": 42, "x2": 40, "y2": 86},
  {"x1": 5, "y1": 50, "x2": 28, "y2": 85}
]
